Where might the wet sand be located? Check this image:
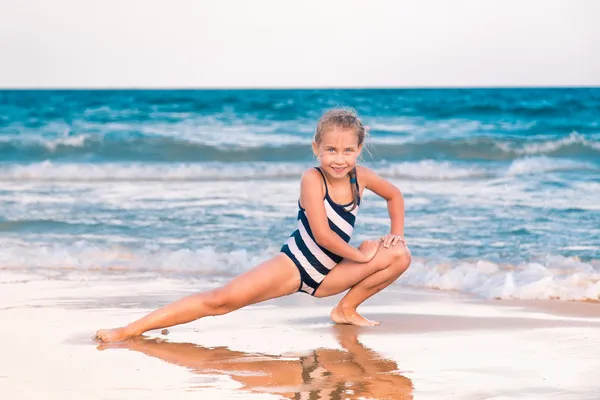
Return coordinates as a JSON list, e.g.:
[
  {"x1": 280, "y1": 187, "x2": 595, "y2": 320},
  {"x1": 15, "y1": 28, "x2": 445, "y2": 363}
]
[{"x1": 1, "y1": 272, "x2": 599, "y2": 399}]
